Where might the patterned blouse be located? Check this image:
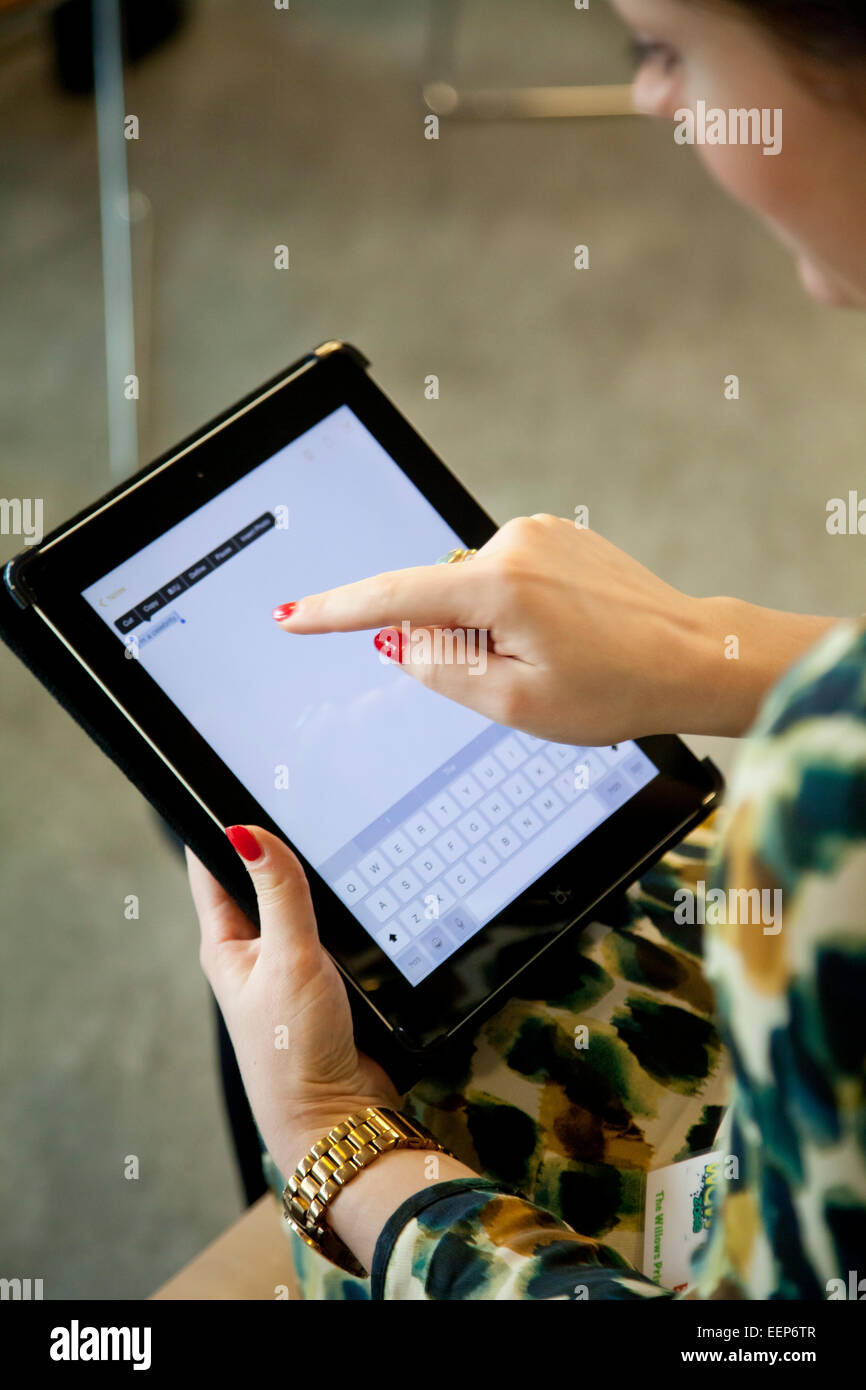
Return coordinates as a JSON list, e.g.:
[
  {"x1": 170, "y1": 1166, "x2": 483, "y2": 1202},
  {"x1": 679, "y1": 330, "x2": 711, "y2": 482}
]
[{"x1": 362, "y1": 619, "x2": 866, "y2": 1300}]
